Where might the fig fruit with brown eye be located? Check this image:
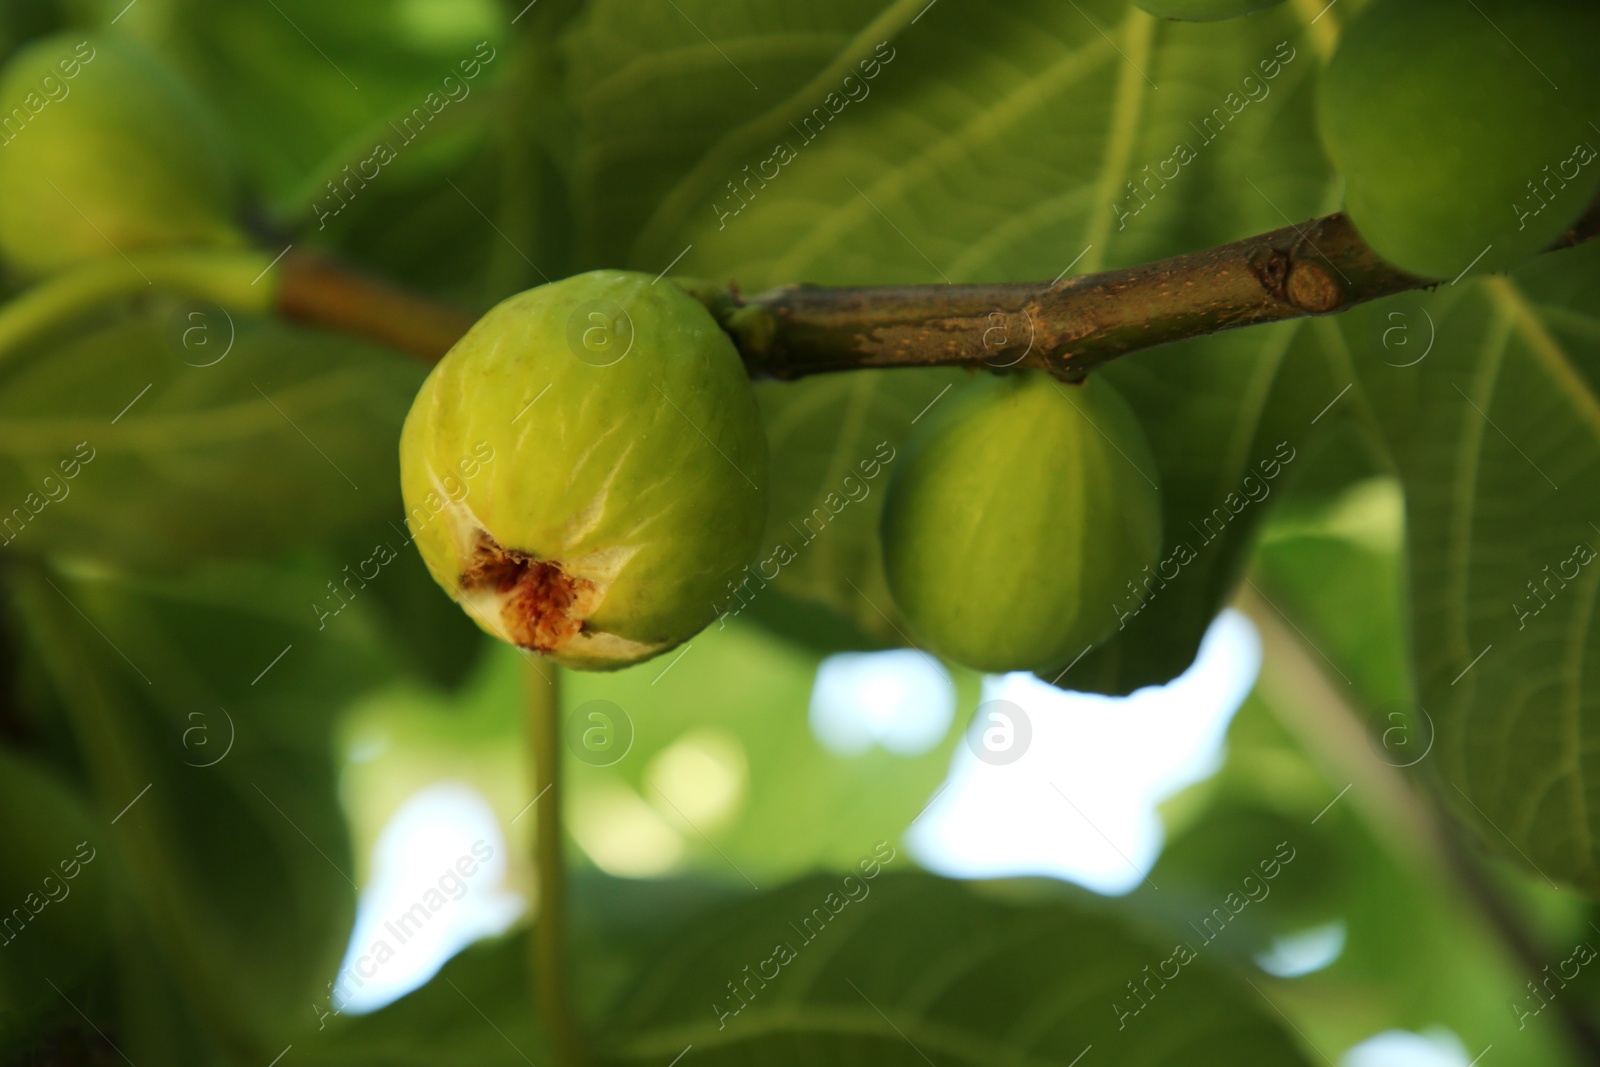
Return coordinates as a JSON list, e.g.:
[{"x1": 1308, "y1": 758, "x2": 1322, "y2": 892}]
[{"x1": 399, "y1": 270, "x2": 769, "y2": 670}]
